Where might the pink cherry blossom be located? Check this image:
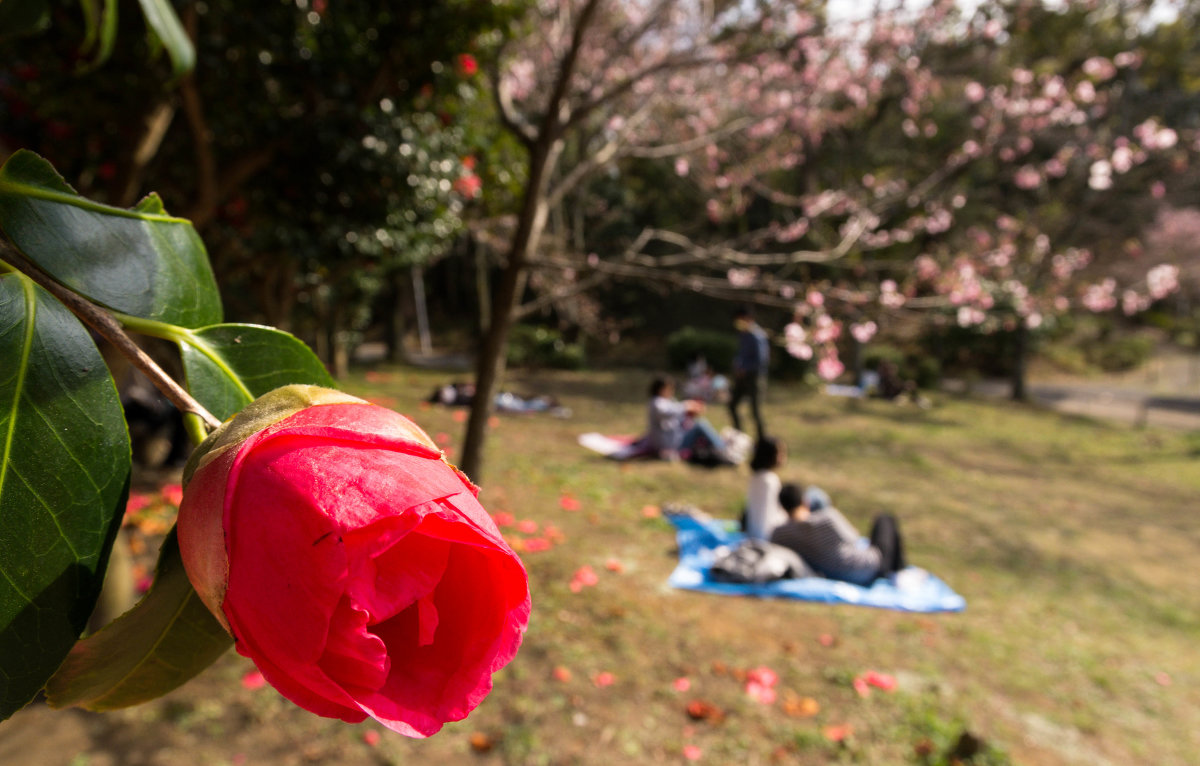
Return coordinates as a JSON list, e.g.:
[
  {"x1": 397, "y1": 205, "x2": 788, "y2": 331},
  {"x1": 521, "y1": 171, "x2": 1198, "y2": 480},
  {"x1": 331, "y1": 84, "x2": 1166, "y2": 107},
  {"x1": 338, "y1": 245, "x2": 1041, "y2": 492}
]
[
  {"x1": 1013, "y1": 165, "x2": 1041, "y2": 189},
  {"x1": 1146, "y1": 264, "x2": 1180, "y2": 300},
  {"x1": 850, "y1": 321, "x2": 877, "y2": 344},
  {"x1": 817, "y1": 354, "x2": 844, "y2": 381},
  {"x1": 726, "y1": 268, "x2": 757, "y2": 288}
]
